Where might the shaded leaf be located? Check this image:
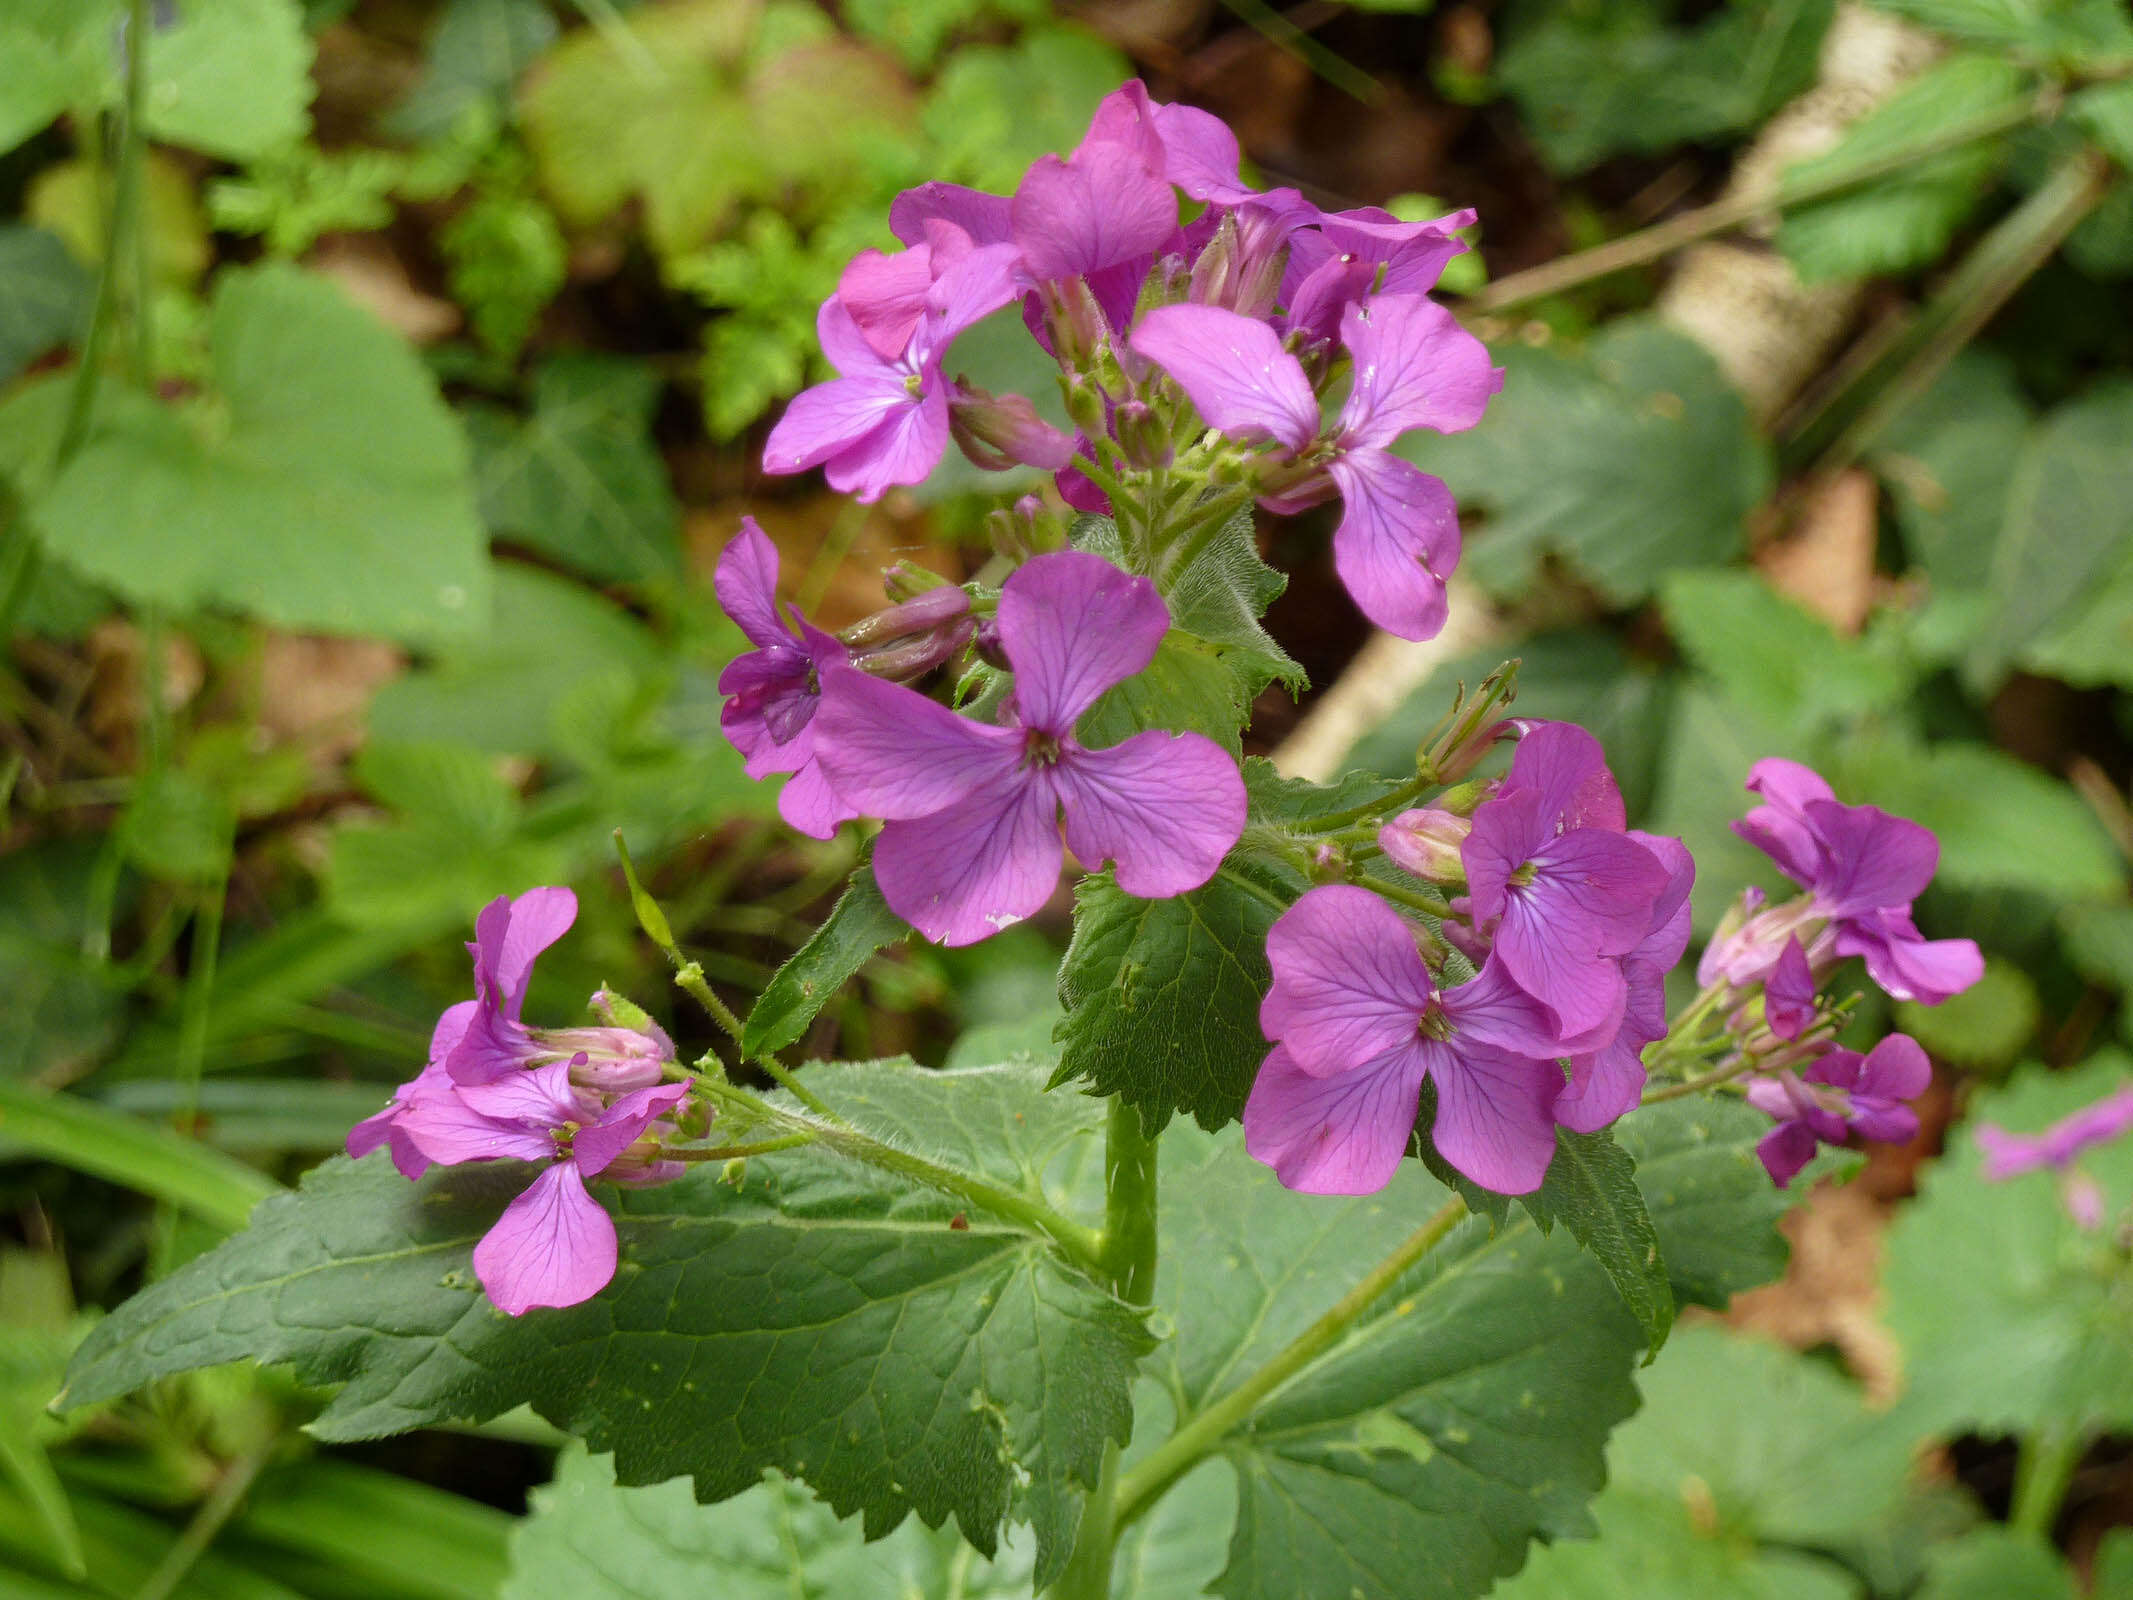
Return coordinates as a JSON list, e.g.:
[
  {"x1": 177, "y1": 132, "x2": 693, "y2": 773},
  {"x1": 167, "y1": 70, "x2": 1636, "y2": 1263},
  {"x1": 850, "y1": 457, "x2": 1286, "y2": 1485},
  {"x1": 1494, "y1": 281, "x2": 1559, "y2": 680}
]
[{"x1": 743, "y1": 862, "x2": 908, "y2": 1059}]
